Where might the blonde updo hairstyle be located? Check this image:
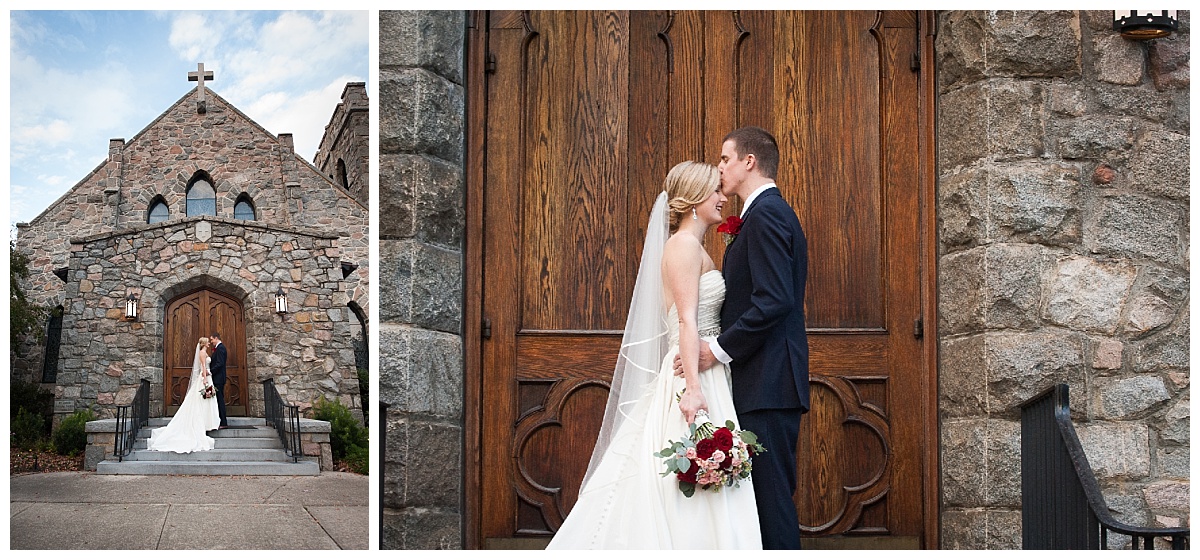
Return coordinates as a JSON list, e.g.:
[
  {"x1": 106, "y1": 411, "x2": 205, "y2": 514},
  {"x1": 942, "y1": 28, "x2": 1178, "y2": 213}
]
[
  {"x1": 664, "y1": 161, "x2": 720, "y2": 234},
  {"x1": 197, "y1": 337, "x2": 210, "y2": 350}
]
